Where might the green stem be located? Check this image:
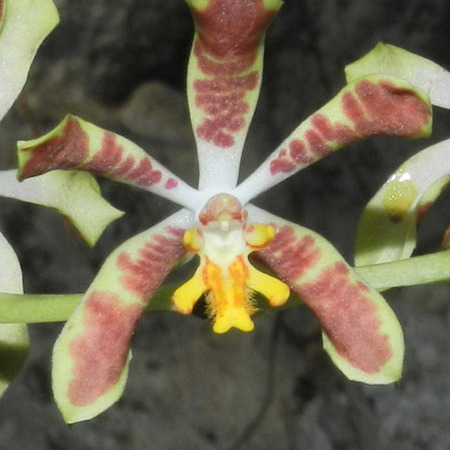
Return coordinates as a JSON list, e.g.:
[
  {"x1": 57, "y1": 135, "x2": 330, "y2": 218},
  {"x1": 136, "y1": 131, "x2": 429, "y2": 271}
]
[
  {"x1": 1, "y1": 251, "x2": 450, "y2": 324},
  {"x1": 355, "y1": 250, "x2": 450, "y2": 290},
  {"x1": 0, "y1": 285, "x2": 178, "y2": 324}
]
